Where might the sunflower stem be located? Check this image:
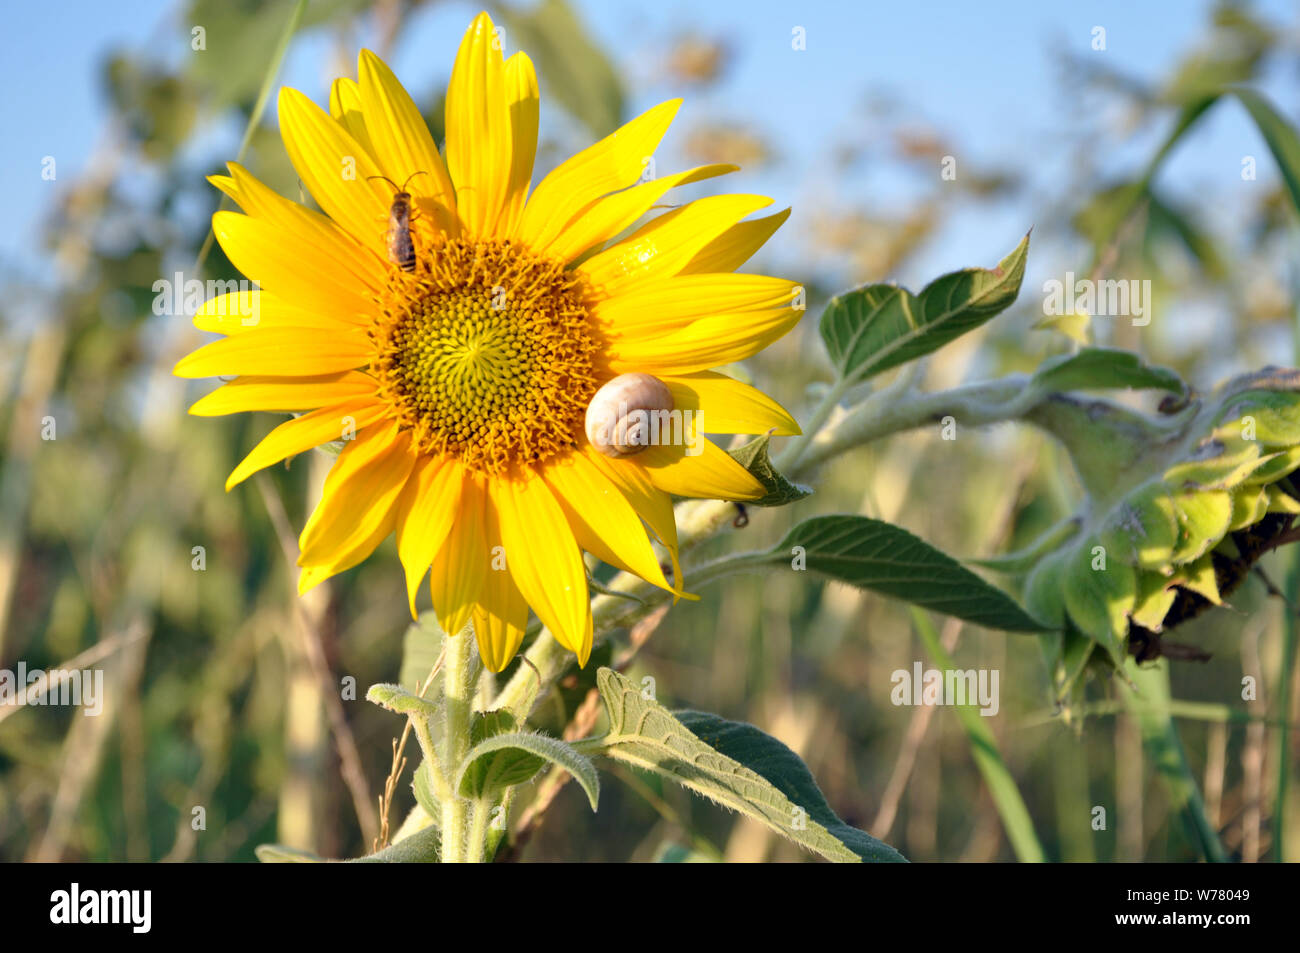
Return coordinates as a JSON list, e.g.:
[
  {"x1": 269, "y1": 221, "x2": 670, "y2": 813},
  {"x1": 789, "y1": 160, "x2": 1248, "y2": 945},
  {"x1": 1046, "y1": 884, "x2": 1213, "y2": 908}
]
[
  {"x1": 440, "y1": 630, "x2": 475, "y2": 862},
  {"x1": 465, "y1": 800, "x2": 490, "y2": 864}
]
